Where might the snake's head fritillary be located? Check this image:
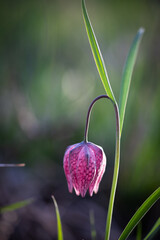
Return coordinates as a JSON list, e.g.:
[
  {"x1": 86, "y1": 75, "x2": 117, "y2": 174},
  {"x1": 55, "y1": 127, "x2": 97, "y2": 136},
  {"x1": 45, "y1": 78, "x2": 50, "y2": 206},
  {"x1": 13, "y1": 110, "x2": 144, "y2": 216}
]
[{"x1": 63, "y1": 141, "x2": 106, "y2": 197}]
